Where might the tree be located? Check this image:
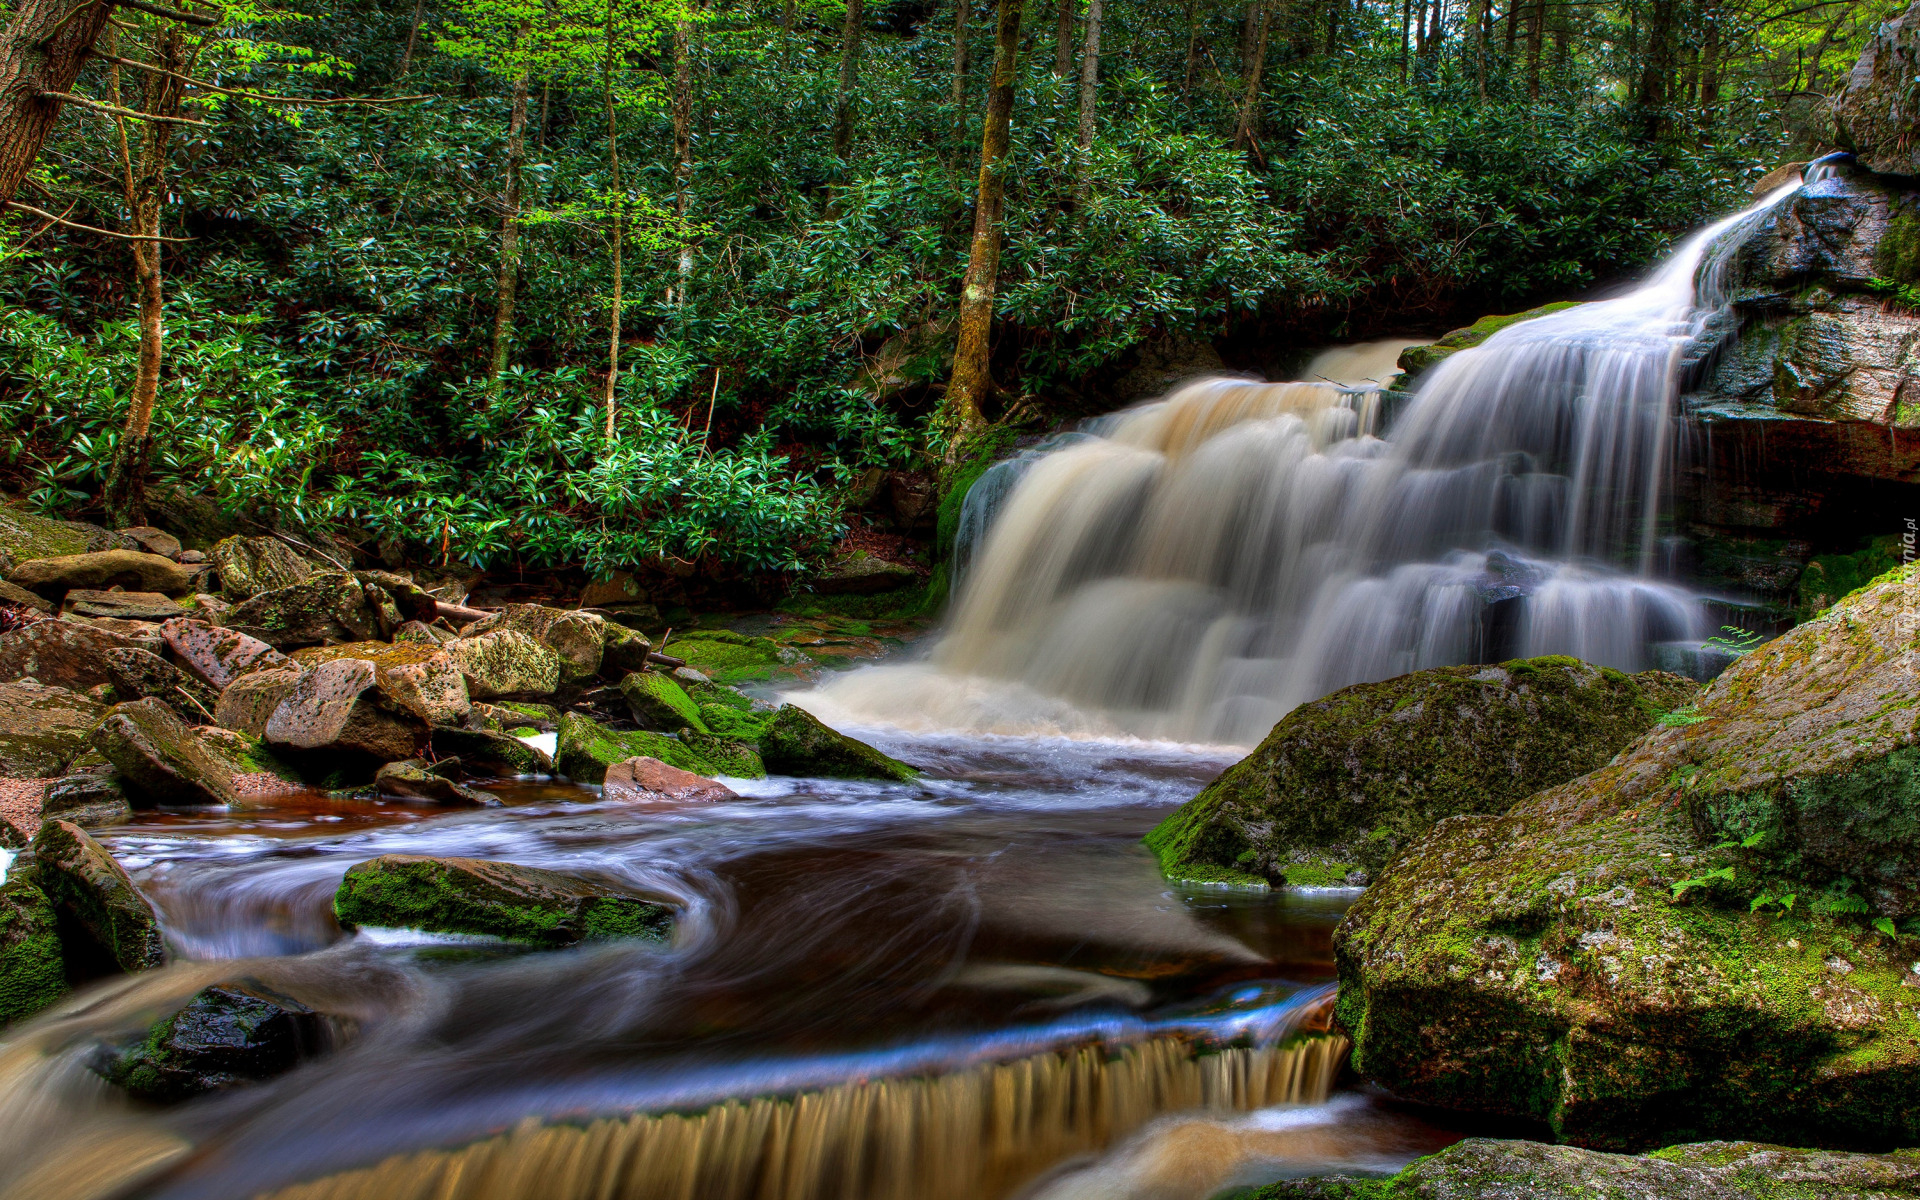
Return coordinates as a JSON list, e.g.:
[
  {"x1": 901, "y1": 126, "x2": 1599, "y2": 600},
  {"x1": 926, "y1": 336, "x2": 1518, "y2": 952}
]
[
  {"x1": 831, "y1": 0, "x2": 863, "y2": 158},
  {"x1": 1234, "y1": 0, "x2": 1268, "y2": 155},
  {"x1": 941, "y1": 0, "x2": 1023, "y2": 466},
  {"x1": 1073, "y1": 0, "x2": 1100, "y2": 197},
  {"x1": 951, "y1": 0, "x2": 968, "y2": 133},
  {"x1": 1052, "y1": 0, "x2": 1075, "y2": 76}
]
